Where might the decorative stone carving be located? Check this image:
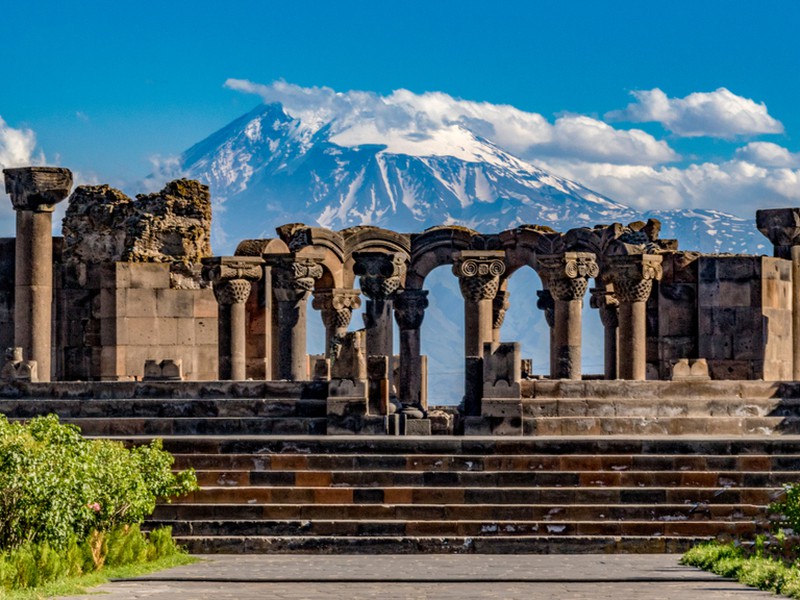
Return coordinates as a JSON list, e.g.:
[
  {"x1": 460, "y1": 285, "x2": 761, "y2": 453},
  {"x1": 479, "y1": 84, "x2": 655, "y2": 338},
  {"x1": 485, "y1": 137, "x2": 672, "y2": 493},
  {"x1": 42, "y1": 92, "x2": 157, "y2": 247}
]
[
  {"x1": 269, "y1": 257, "x2": 324, "y2": 302},
  {"x1": 353, "y1": 252, "x2": 407, "y2": 299},
  {"x1": 312, "y1": 289, "x2": 362, "y2": 330},
  {"x1": 0, "y1": 347, "x2": 38, "y2": 382},
  {"x1": 202, "y1": 257, "x2": 263, "y2": 304},
  {"x1": 3, "y1": 167, "x2": 73, "y2": 212},
  {"x1": 757, "y1": 208, "x2": 800, "y2": 258},
  {"x1": 536, "y1": 253, "x2": 599, "y2": 302},
  {"x1": 492, "y1": 290, "x2": 511, "y2": 329},
  {"x1": 452, "y1": 252, "x2": 506, "y2": 302},
  {"x1": 394, "y1": 289, "x2": 429, "y2": 330},
  {"x1": 606, "y1": 254, "x2": 663, "y2": 303}
]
